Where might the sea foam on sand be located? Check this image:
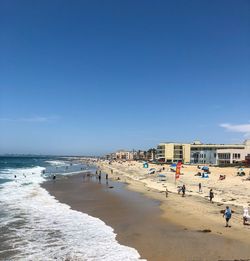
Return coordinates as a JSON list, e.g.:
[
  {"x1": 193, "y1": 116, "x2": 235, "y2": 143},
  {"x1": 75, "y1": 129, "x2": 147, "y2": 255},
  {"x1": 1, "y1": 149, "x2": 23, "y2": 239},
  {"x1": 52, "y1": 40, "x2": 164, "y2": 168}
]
[{"x1": 0, "y1": 166, "x2": 145, "y2": 261}]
